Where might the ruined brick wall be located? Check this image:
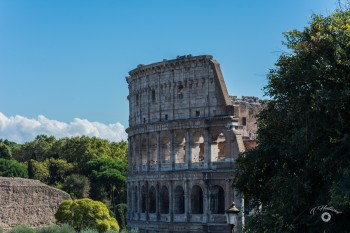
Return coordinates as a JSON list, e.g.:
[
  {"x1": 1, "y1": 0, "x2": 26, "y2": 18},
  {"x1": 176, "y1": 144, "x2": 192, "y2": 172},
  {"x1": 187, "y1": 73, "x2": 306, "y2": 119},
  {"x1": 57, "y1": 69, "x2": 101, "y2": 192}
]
[
  {"x1": 0, "y1": 177, "x2": 70, "y2": 229},
  {"x1": 232, "y1": 96, "x2": 263, "y2": 140}
]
